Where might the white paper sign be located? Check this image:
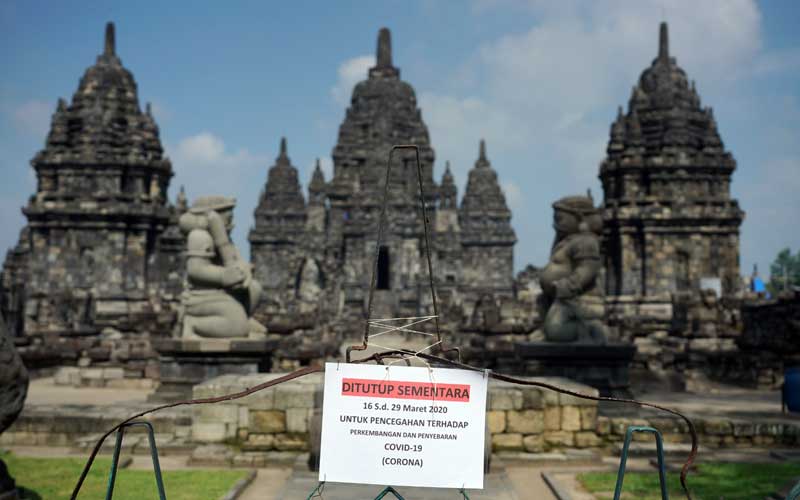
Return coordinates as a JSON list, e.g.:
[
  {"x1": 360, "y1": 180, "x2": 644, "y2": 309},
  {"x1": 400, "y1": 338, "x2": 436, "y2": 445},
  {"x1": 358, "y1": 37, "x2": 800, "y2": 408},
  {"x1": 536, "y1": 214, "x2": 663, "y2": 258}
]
[{"x1": 319, "y1": 362, "x2": 488, "y2": 489}]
